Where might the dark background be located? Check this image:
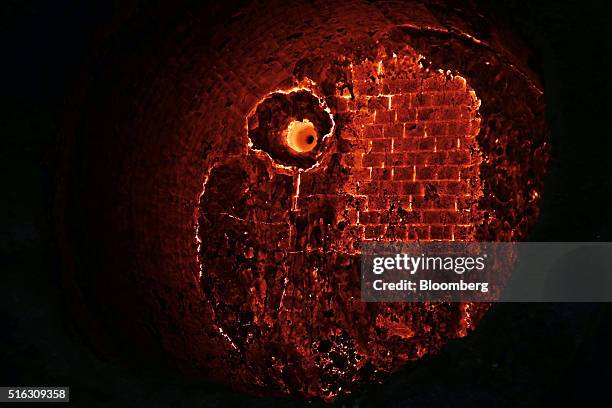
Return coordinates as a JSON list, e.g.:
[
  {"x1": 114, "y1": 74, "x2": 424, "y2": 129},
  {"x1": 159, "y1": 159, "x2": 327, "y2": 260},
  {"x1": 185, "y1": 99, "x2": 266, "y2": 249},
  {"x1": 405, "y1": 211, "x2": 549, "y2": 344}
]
[{"x1": 2, "y1": 0, "x2": 612, "y2": 406}]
